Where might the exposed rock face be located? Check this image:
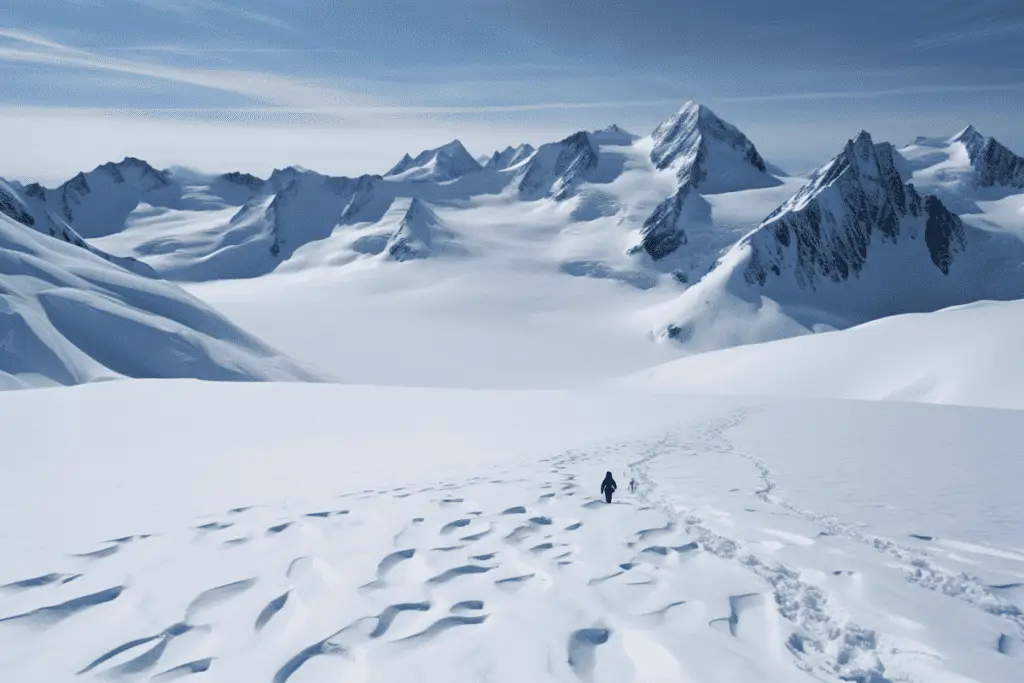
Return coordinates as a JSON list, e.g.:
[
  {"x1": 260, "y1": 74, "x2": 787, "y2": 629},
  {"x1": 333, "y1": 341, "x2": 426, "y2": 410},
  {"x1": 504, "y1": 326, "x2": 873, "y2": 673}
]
[
  {"x1": 650, "y1": 101, "x2": 768, "y2": 187},
  {"x1": 953, "y1": 126, "x2": 1024, "y2": 189},
  {"x1": 518, "y1": 131, "x2": 600, "y2": 201},
  {"x1": 741, "y1": 131, "x2": 965, "y2": 290},
  {"x1": 635, "y1": 184, "x2": 693, "y2": 261},
  {"x1": 386, "y1": 198, "x2": 456, "y2": 261},
  {"x1": 483, "y1": 144, "x2": 536, "y2": 171},
  {"x1": 634, "y1": 101, "x2": 777, "y2": 261}
]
